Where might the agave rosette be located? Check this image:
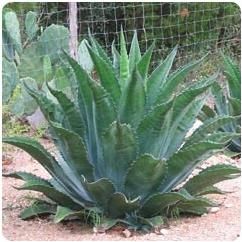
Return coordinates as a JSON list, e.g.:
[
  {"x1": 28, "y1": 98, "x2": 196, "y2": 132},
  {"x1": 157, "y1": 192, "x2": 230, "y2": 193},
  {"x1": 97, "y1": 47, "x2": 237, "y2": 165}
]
[{"x1": 3, "y1": 29, "x2": 240, "y2": 230}]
